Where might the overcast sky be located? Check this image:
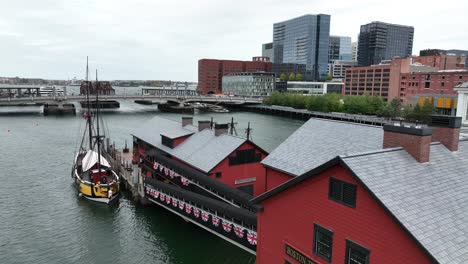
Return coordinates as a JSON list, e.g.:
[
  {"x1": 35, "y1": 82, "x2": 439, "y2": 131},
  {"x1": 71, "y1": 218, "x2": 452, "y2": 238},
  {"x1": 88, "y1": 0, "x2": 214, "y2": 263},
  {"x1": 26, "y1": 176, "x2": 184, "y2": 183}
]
[{"x1": 0, "y1": 0, "x2": 467, "y2": 81}]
